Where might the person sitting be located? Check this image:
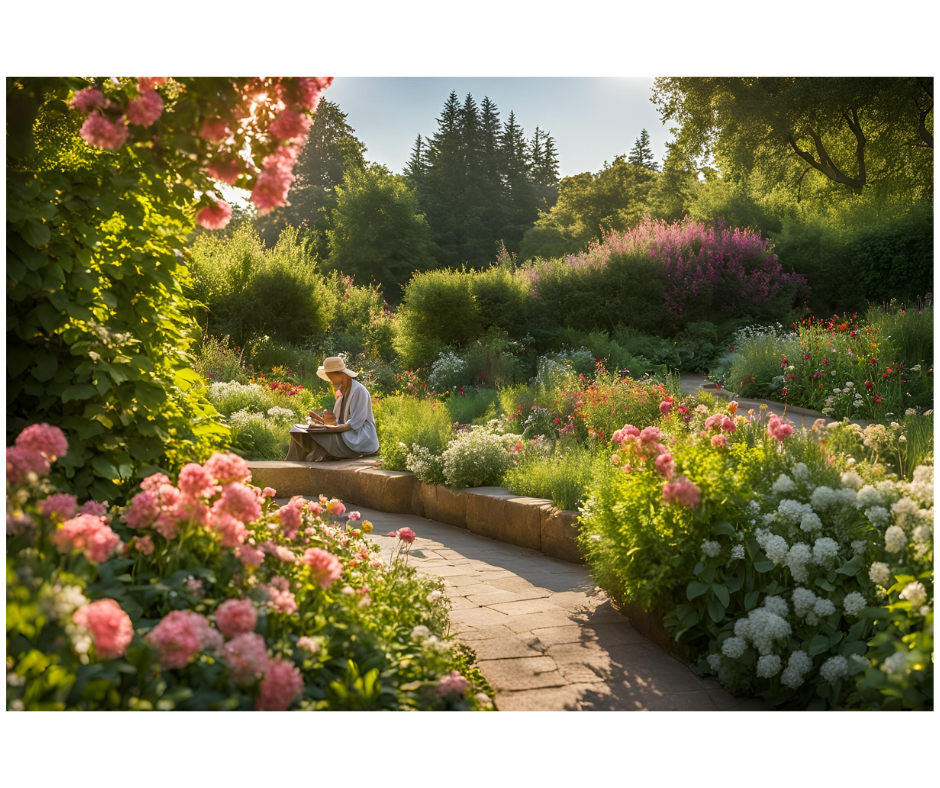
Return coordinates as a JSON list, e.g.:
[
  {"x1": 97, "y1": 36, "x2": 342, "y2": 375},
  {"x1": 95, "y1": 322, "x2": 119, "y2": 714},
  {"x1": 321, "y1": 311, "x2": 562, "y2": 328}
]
[{"x1": 284, "y1": 356, "x2": 379, "y2": 462}]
